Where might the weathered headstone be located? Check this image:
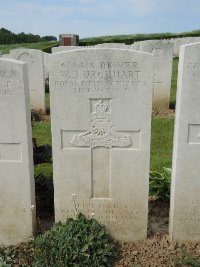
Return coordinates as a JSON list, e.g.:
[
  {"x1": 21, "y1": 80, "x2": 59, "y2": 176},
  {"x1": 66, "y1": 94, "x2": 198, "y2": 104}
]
[
  {"x1": 1, "y1": 54, "x2": 12, "y2": 59},
  {"x1": 94, "y1": 43, "x2": 127, "y2": 48},
  {"x1": 129, "y1": 42, "x2": 141, "y2": 51},
  {"x1": 52, "y1": 46, "x2": 83, "y2": 53},
  {"x1": 169, "y1": 42, "x2": 200, "y2": 241},
  {"x1": 140, "y1": 40, "x2": 174, "y2": 111},
  {"x1": 170, "y1": 37, "x2": 200, "y2": 57},
  {"x1": 49, "y1": 48, "x2": 153, "y2": 241},
  {"x1": 43, "y1": 52, "x2": 49, "y2": 81},
  {"x1": 9, "y1": 49, "x2": 45, "y2": 112},
  {"x1": 0, "y1": 58, "x2": 36, "y2": 245}
]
